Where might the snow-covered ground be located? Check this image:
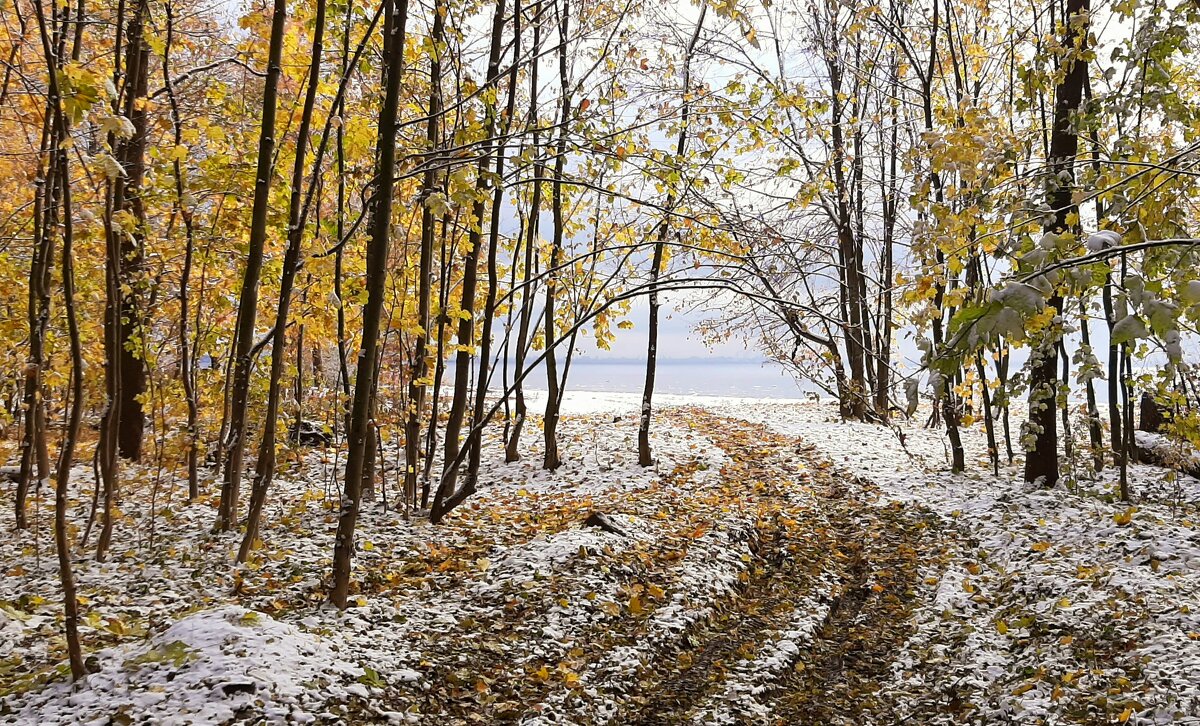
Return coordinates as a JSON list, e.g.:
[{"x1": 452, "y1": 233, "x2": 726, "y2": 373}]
[
  {"x1": 2, "y1": 392, "x2": 1199, "y2": 724},
  {"x1": 547, "y1": 391, "x2": 1200, "y2": 723},
  {"x1": 0, "y1": 399, "x2": 773, "y2": 724},
  {"x1": 717, "y1": 395, "x2": 1200, "y2": 725}
]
